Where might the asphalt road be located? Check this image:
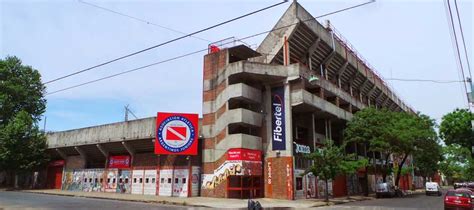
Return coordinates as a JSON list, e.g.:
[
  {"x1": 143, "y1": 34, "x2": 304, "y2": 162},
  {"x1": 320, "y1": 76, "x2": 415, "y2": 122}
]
[
  {"x1": 0, "y1": 191, "x2": 208, "y2": 210},
  {"x1": 318, "y1": 191, "x2": 445, "y2": 210}
]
